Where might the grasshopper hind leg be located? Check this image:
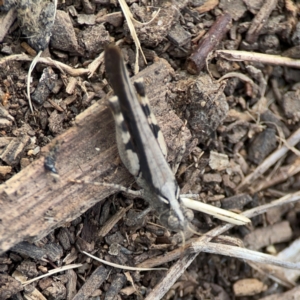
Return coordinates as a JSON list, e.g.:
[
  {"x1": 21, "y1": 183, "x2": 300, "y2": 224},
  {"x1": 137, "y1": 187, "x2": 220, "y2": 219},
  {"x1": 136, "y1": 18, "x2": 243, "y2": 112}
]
[
  {"x1": 134, "y1": 78, "x2": 168, "y2": 159},
  {"x1": 108, "y1": 95, "x2": 140, "y2": 177}
]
